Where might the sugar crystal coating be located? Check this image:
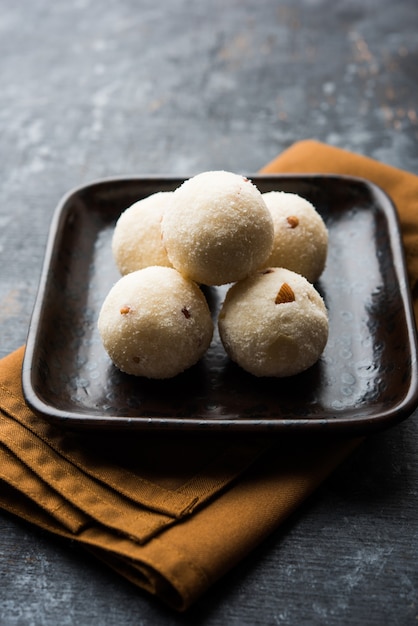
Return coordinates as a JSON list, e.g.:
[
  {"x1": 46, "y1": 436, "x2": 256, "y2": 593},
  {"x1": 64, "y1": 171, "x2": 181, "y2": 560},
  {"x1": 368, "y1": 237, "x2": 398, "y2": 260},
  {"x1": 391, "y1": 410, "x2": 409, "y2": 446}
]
[
  {"x1": 112, "y1": 191, "x2": 173, "y2": 275},
  {"x1": 161, "y1": 171, "x2": 274, "y2": 285},
  {"x1": 262, "y1": 191, "x2": 328, "y2": 283},
  {"x1": 98, "y1": 266, "x2": 213, "y2": 378},
  {"x1": 218, "y1": 267, "x2": 328, "y2": 377}
]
